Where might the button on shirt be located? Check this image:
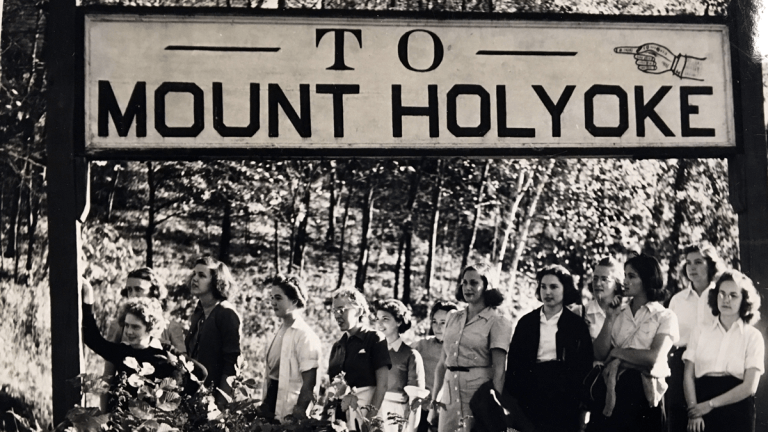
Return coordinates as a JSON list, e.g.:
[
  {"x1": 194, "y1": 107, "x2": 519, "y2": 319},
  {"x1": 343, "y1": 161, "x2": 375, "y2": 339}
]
[
  {"x1": 668, "y1": 286, "x2": 716, "y2": 347},
  {"x1": 442, "y1": 307, "x2": 512, "y2": 368},
  {"x1": 537, "y1": 308, "x2": 562, "y2": 362},
  {"x1": 682, "y1": 318, "x2": 765, "y2": 379}
]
